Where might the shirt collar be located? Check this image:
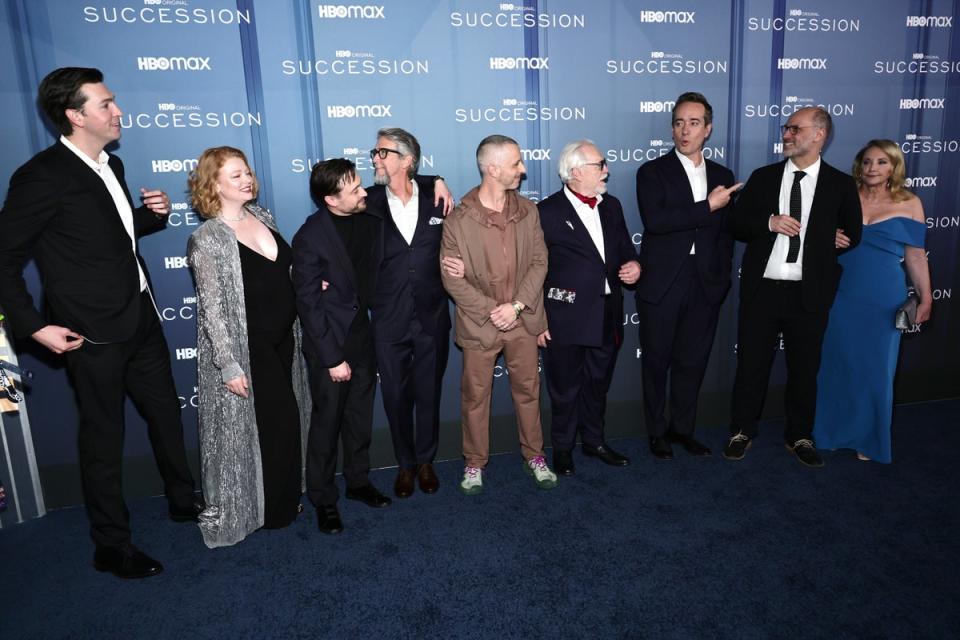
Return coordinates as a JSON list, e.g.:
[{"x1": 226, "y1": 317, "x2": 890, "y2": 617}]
[
  {"x1": 60, "y1": 135, "x2": 109, "y2": 172},
  {"x1": 675, "y1": 148, "x2": 705, "y2": 170},
  {"x1": 386, "y1": 178, "x2": 418, "y2": 203},
  {"x1": 785, "y1": 155, "x2": 821, "y2": 180},
  {"x1": 563, "y1": 185, "x2": 603, "y2": 209}
]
